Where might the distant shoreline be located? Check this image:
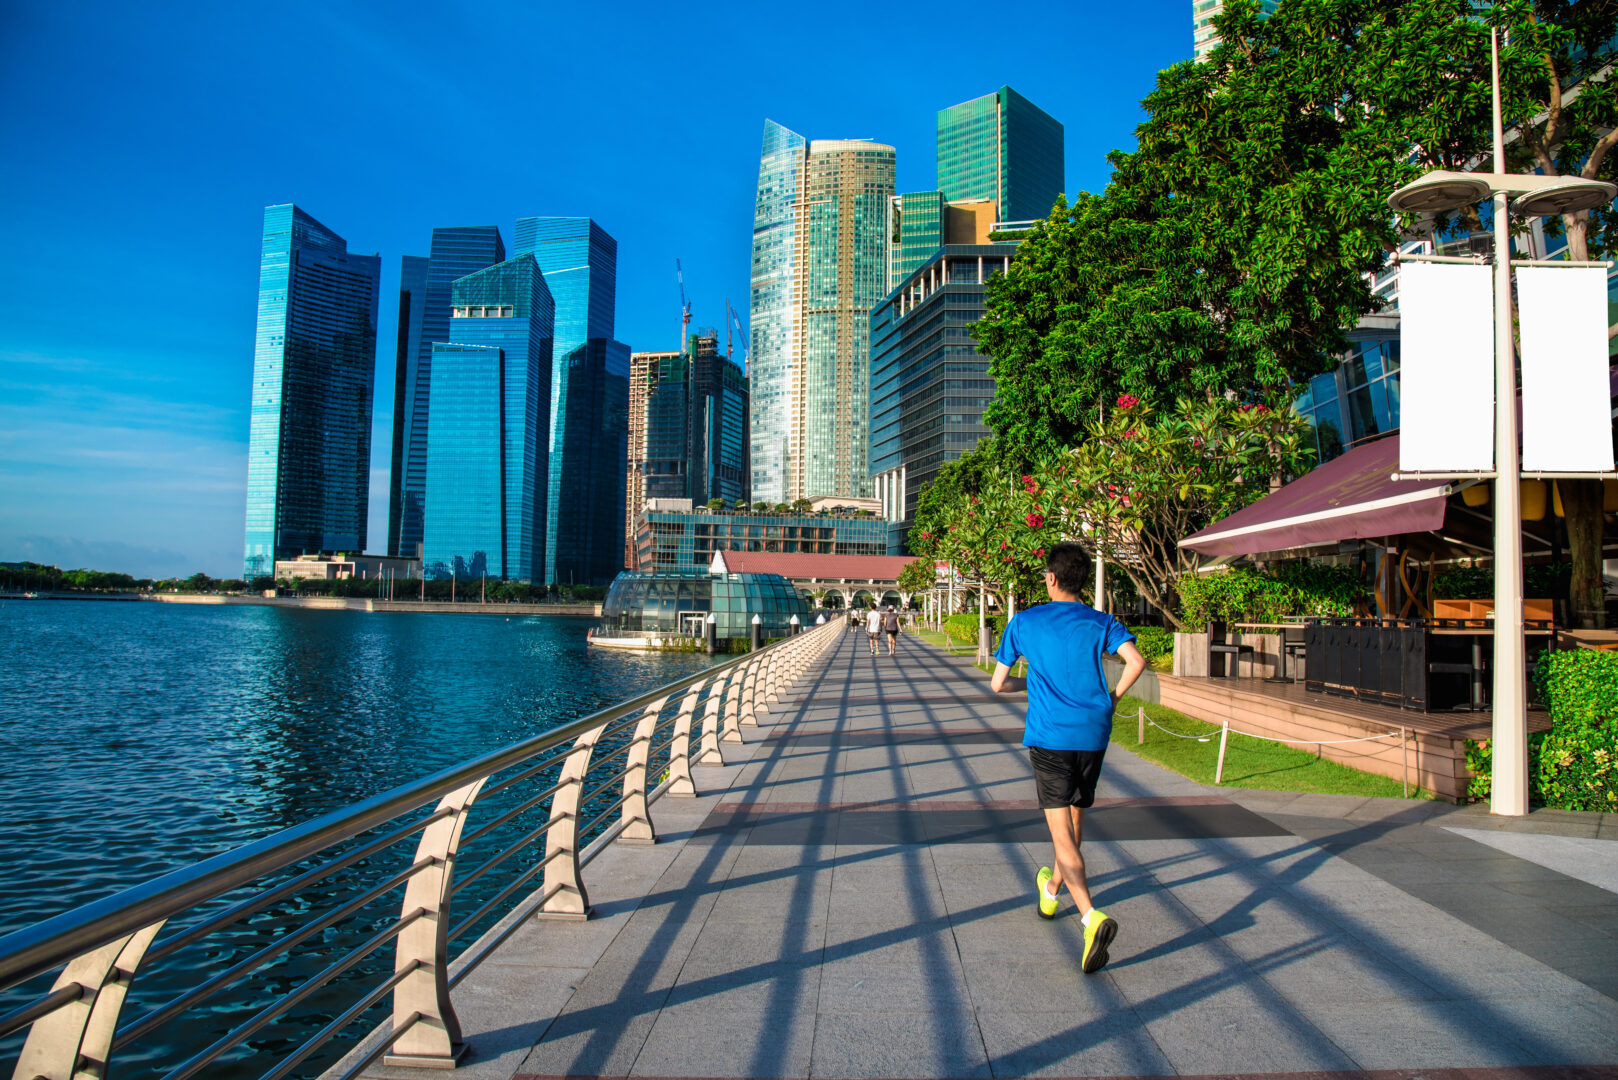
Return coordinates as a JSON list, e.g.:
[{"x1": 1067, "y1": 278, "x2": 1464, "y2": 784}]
[{"x1": 0, "y1": 591, "x2": 603, "y2": 616}]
